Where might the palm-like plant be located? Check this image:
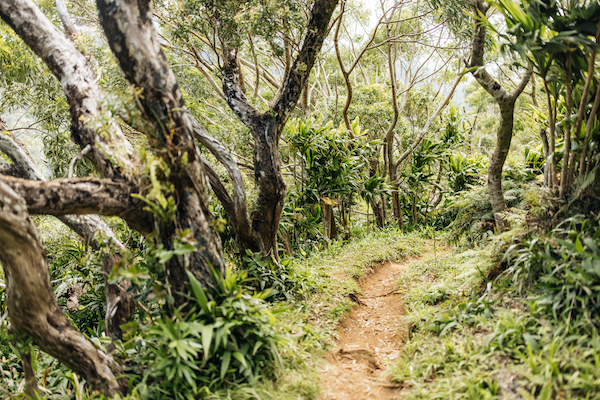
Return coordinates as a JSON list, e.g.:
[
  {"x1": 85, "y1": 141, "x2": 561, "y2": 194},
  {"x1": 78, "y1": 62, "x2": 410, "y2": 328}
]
[{"x1": 495, "y1": 0, "x2": 600, "y2": 196}]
